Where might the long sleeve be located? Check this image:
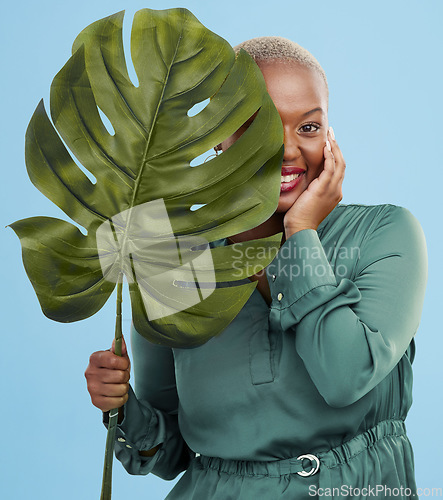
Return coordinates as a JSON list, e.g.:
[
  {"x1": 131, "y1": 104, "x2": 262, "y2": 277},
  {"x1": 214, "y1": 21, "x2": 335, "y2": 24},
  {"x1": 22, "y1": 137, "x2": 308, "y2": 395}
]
[
  {"x1": 267, "y1": 205, "x2": 428, "y2": 408},
  {"x1": 103, "y1": 324, "x2": 194, "y2": 479}
]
